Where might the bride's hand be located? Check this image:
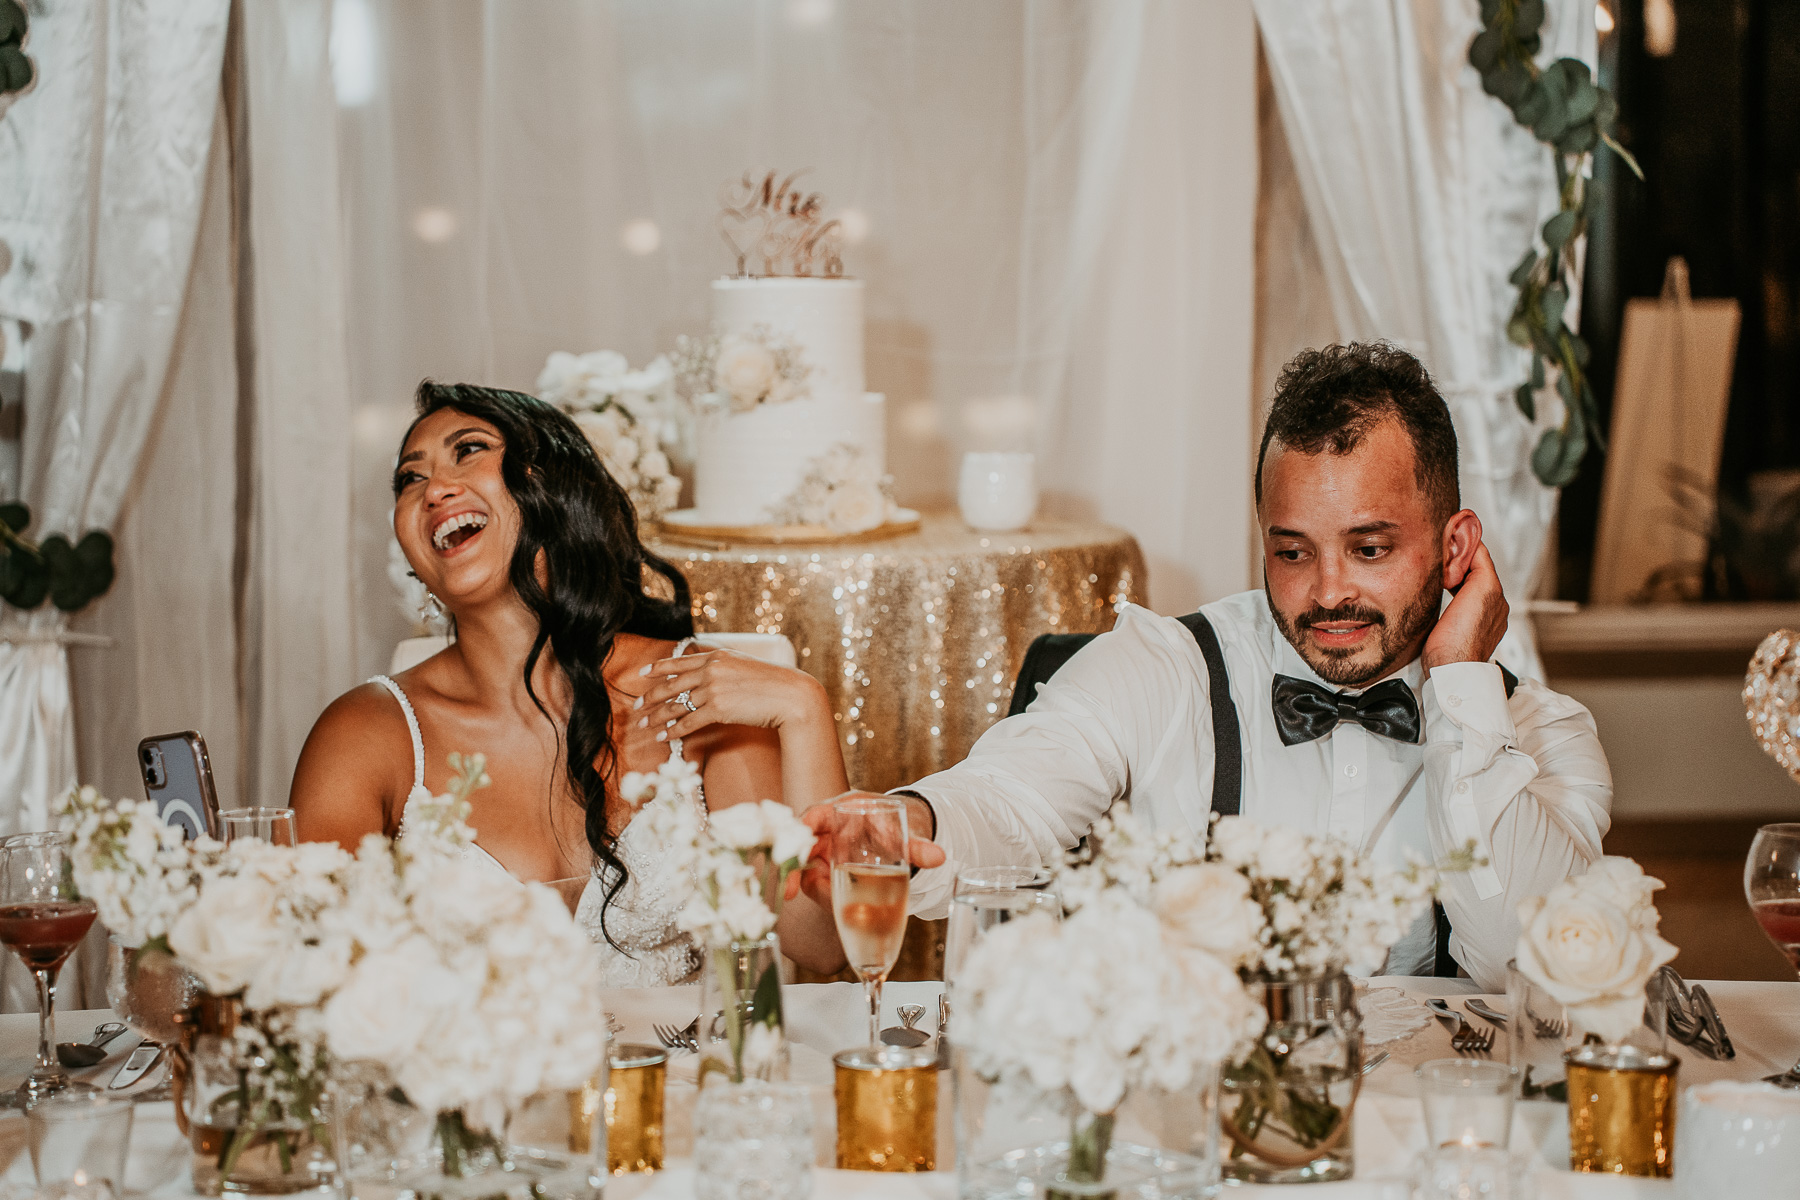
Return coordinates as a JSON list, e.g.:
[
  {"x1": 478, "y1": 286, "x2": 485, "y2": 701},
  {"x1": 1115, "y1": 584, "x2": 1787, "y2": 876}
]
[{"x1": 634, "y1": 647, "x2": 831, "y2": 743}]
